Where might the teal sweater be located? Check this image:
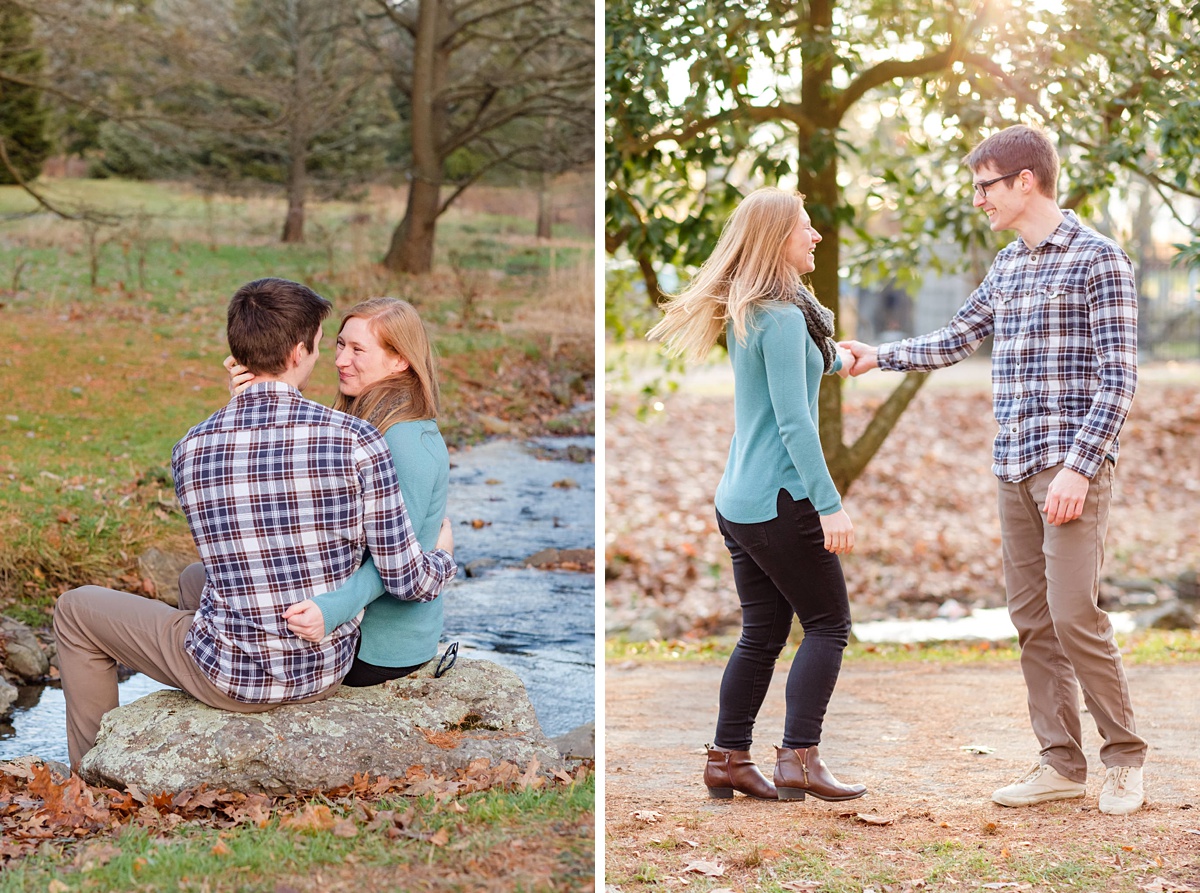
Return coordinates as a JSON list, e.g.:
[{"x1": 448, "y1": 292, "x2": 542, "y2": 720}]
[
  {"x1": 714, "y1": 302, "x2": 843, "y2": 523},
  {"x1": 313, "y1": 419, "x2": 450, "y2": 667}
]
